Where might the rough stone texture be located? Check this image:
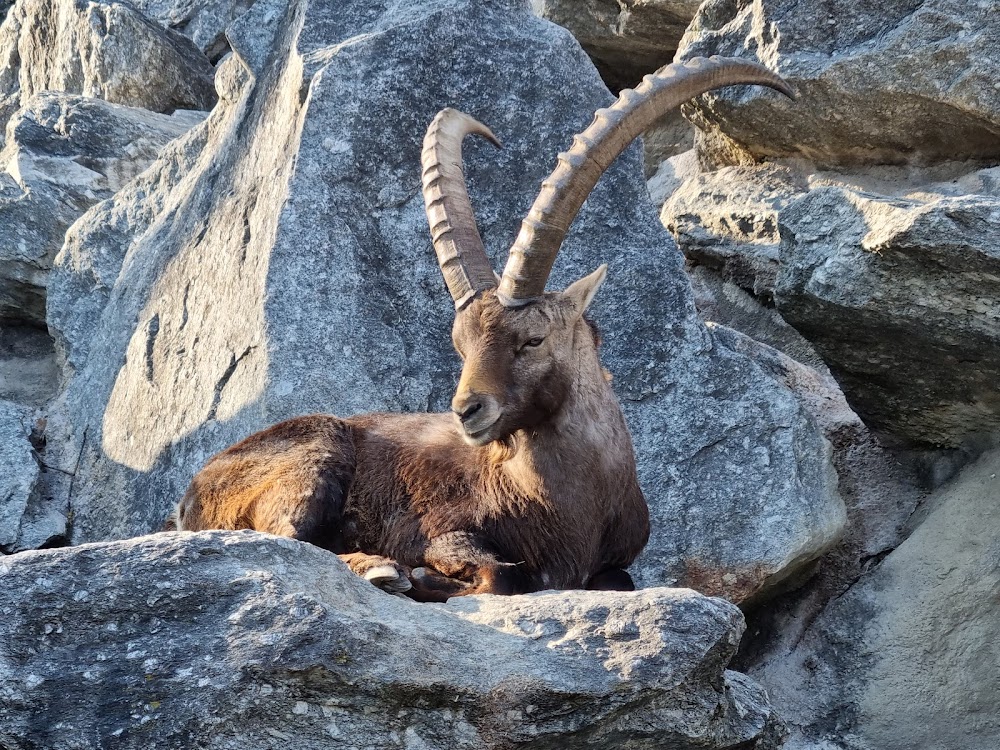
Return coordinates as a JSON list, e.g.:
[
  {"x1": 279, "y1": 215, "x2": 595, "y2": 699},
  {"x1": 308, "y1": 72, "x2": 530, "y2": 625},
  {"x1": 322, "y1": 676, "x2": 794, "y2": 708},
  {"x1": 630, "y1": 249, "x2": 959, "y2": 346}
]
[
  {"x1": 532, "y1": 0, "x2": 702, "y2": 90},
  {"x1": 686, "y1": 267, "x2": 828, "y2": 374},
  {"x1": 129, "y1": 0, "x2": 254, "y2": 60},
  {"x1": 647, "y1": 147, "x2": 698, "y2": 207},
  {"x1": 677, "y1": 0, "x2": 1000, "y2": 168},
  {"x1": 45, "y1": 0, "x2": 841, "y2": 604},
  {"x1": 0, "y1": 94, "x2": 204, "y2": 325},
  {"x1": 0, "y1": 324, "x2": 58, "y2": 407},
  {"x1": 662, "y1": 164, "x2": 806, "y2": 299},
  {"x1": 0, "y1": 399, "x2": 38, "y2": 550},
  {"x1": 0, "y1": 0, "x2": 216, "y2": 142},
  {"x1": 657, "y1": 158, "x2": 1000, "y2": 449},
  {"x1": 710, "y1": 324, "x2": 926, "y2": 582},
  {"x1": 745, "y1": 448, "x2": 1000, "y2": 750},
  {"x1": 642, "y1": 110, "x2": 694, "y2": 178},
  {"x1": 0, "y1": 530, "x2": 785, "y2": 749},
  {"x1": 775, "y1": 181, "x2": 1000, "y2": 448}
]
